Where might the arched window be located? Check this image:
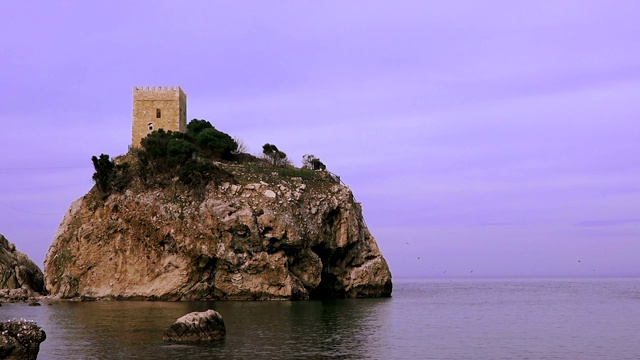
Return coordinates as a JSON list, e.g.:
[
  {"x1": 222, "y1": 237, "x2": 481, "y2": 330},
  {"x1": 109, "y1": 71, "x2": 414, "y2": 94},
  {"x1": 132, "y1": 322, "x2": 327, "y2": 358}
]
[
  {"x1": 156, "y1": 109, "x2": 161, "y2": 118},
  {"x1": 148, "y1": 122, "x2": 154, "y2": 131}
]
